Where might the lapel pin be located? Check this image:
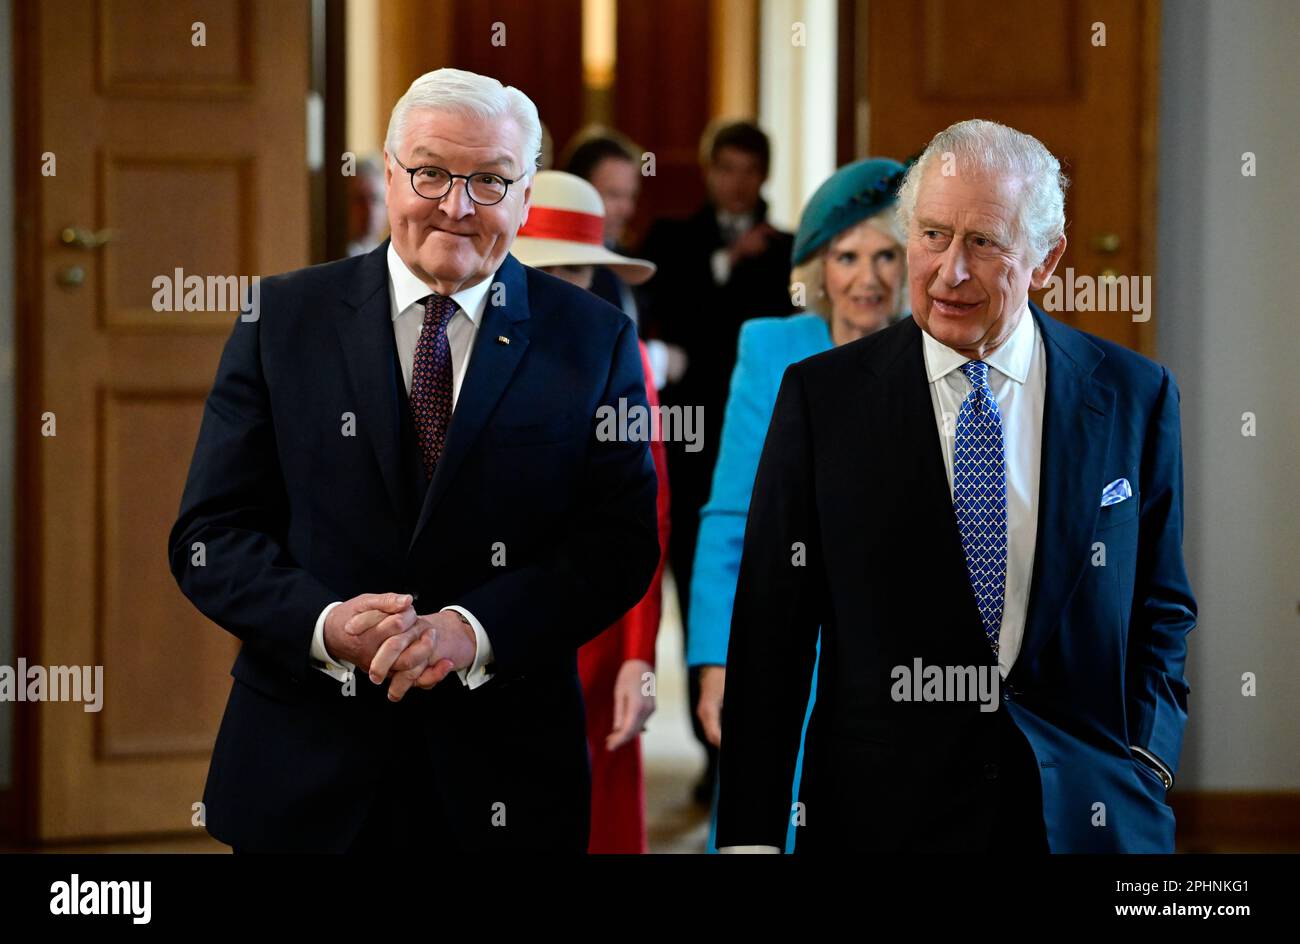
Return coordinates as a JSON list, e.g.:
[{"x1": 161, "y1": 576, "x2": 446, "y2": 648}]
[{"x1": 497, "y1": 335, "x2": 511, "y2": 345}]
